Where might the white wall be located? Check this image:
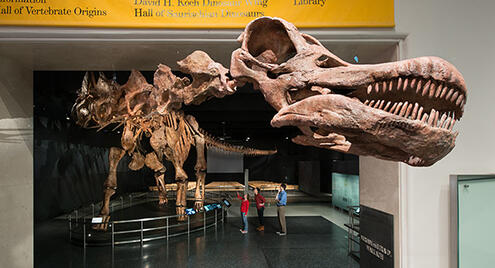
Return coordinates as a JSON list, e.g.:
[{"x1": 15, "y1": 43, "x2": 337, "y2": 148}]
[
  {"x1": 0, "y1": 57, "x2": 33, "y2": 268},
  {"x1": 395, "y1": 0, "x2": 495, "y2": 267}
]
